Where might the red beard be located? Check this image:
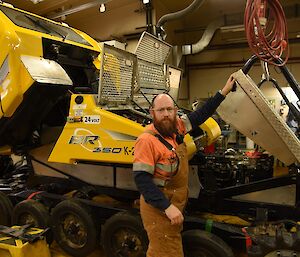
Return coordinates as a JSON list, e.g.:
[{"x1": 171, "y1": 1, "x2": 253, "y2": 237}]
[{"x1": 153, "y1": 117, "x2": 177, "y2": 138}]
